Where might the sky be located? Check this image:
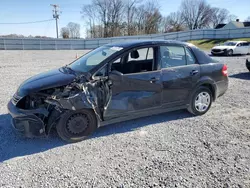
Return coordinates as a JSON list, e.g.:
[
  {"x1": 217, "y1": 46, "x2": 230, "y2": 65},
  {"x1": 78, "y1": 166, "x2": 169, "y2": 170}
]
[{"x1": 0, "y1": 0, "x2": 249, "y2": 38}]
